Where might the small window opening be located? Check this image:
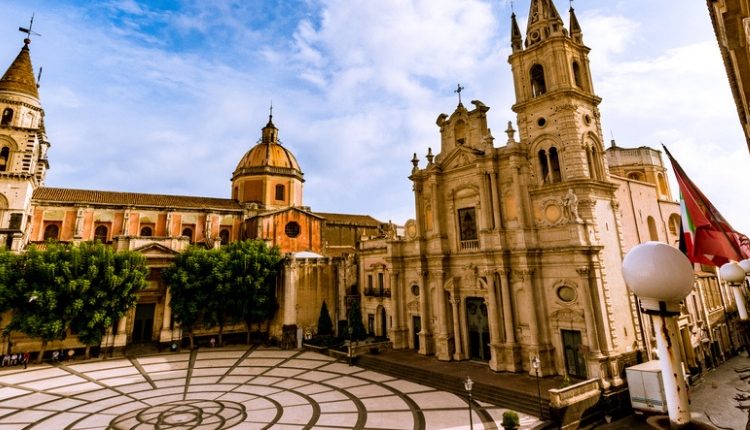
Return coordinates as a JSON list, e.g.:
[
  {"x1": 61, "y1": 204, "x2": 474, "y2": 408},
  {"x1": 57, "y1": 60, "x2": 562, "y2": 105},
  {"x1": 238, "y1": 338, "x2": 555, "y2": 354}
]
[
  {"x1": 44, "y1": 224, "x2": 59, "y2": 241},
  {"x1": 549, "y1": 147, "x2": 561, "y2": 182},
  {"x1": 219, "y1": 228, "x2": 230, "y2": 245},
  {"x1": 538, "y1": 149, "x2": 549, "y2": 183},
  {"x1": 530, "y1": 64, "x2": 547, "y2": 97},
  {"x1": 1, "y1": 108, "x2": 13, "y2": 126},
  {"x1": 572, "y1": 61, "x2": 582, "y2": 87},
  {"x1": 94, "y1": 225, "x2": 108, "y2": 242},
  {"x1": 275, "y1": 184, "x2": 285, "y2": 201},
  {"x1": 140, "y1": 226, "x2": 153, "y2": 237},
  {"x1": 457, "y1": 207, "x2": 477, "y2": 241},
  {"x1": 182, "y1": 227, "x2": 193, "y2": 243},
  {"x1": 0, "y1": 147, "x2": 8, "y2": 172}
]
